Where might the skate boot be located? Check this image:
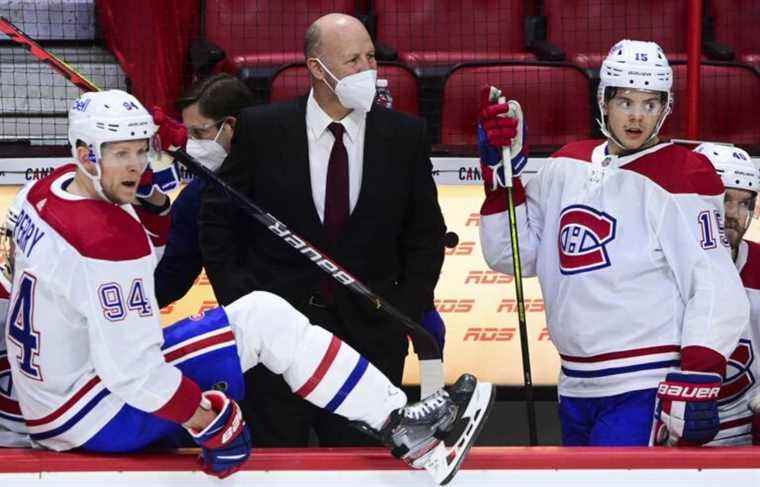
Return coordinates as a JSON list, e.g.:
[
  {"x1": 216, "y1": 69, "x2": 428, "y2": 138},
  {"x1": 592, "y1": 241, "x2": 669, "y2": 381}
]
[{"x1": 381, "y1": 374, "x2": 494, "y2": 485}]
